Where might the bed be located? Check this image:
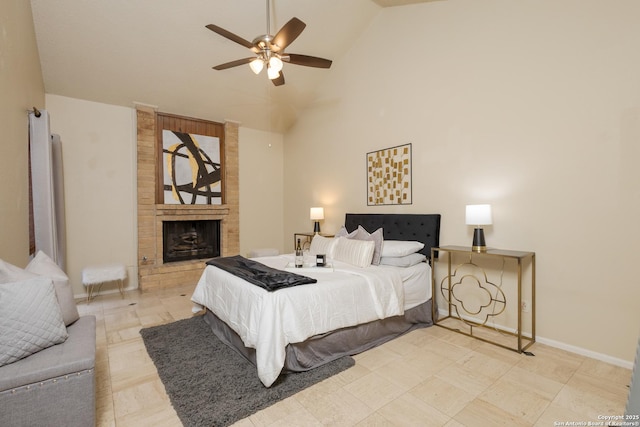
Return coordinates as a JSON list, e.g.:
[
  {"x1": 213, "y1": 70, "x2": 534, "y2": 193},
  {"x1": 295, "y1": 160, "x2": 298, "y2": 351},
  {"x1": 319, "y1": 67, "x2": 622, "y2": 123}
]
[{"x1": 191, "y1": 213, "x2": 441, "y2": 387}]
